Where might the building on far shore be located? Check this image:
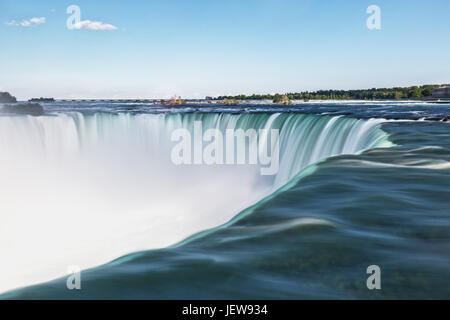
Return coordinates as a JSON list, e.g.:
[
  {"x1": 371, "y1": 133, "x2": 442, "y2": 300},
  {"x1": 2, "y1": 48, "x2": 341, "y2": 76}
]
[
  {"x1": 29, "y1": 97, "x2": 55, "y2": 102},
  {"x1": 432, "y1": 86, "x2": 450, "y2": 98},
  {"x1": 0, "y1": 91, "x2": 17, "y2": 103}
]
